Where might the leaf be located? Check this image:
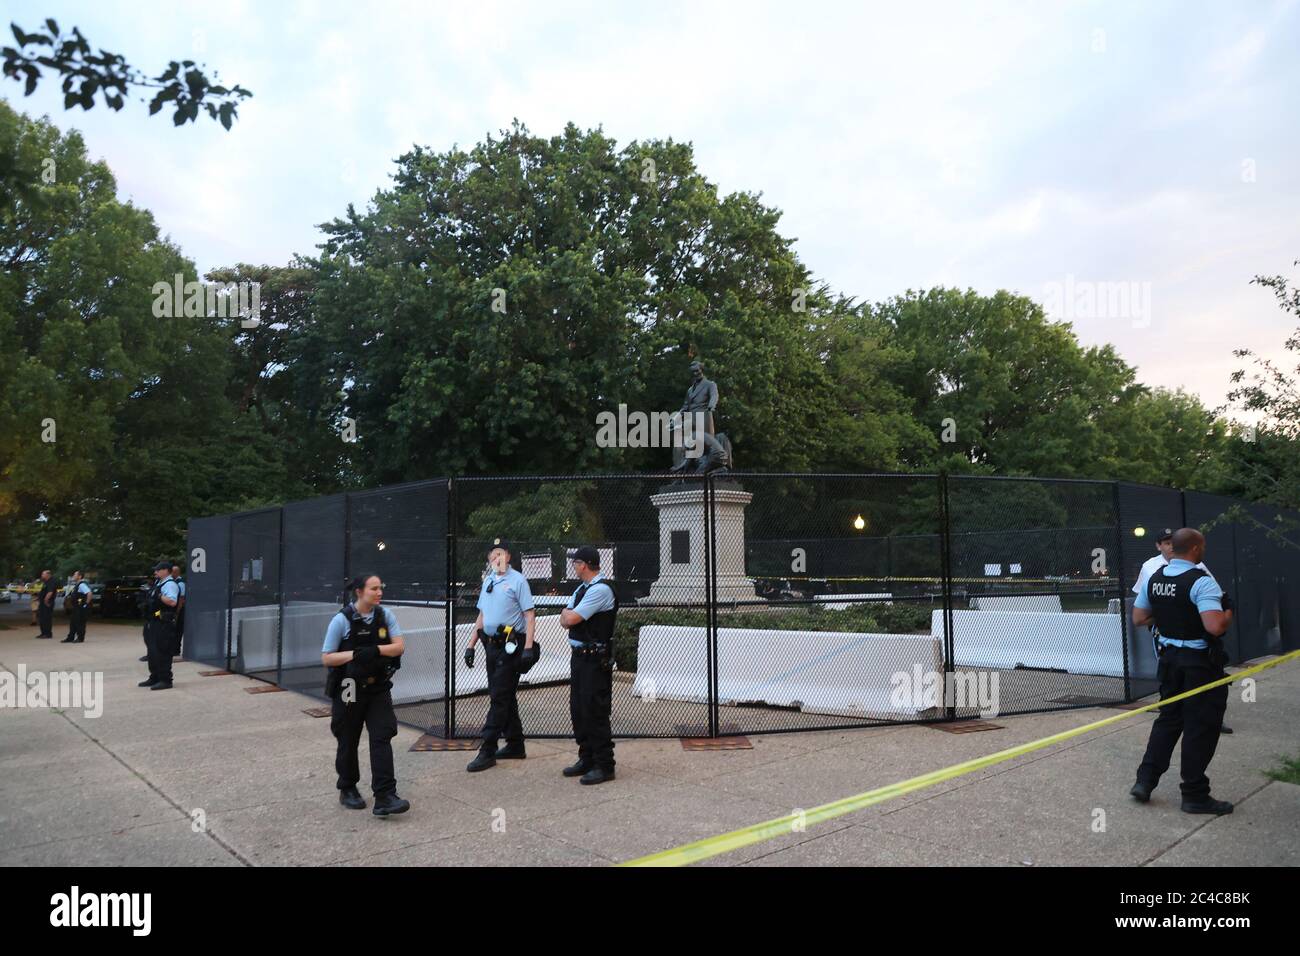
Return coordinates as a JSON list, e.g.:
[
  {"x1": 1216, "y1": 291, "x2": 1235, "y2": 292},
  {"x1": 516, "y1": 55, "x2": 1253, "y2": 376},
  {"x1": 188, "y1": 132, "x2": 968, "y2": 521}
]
[
  {"x1": 63, "y1": 90, "x2": 77, "y2": 109},
  {"x1": 106, "y1": 92, "x2": 123, "y2": 110},
  {"x1": 12, "y1": 24, "x2": 28, "y2": 46},
  {"x1": 23, "y1": 69, "x2": 36, "y2": 95},
  {"x1": 172, "y1": 107, "x2": 186, "y2": 126},
  {"x1": 45, "y1": 18, "x2": 58, "y2": 36},
  {"x1": 219, "y1": 101, "x2": 233, "y2": 130}
]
